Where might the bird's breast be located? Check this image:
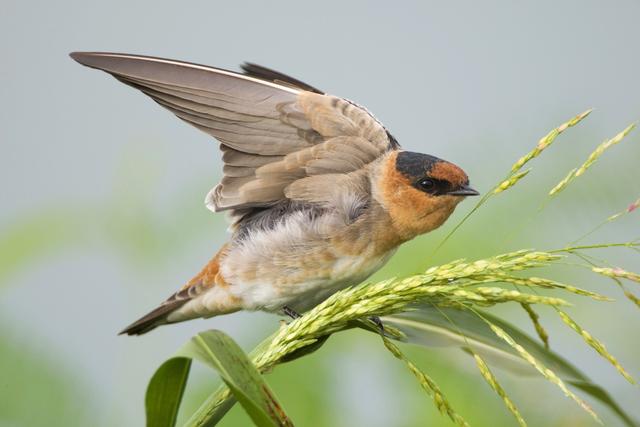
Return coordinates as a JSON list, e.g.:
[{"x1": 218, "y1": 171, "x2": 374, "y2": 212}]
[{"x1": 218, "y1": 208, "x2": 399, "y2": 312}]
